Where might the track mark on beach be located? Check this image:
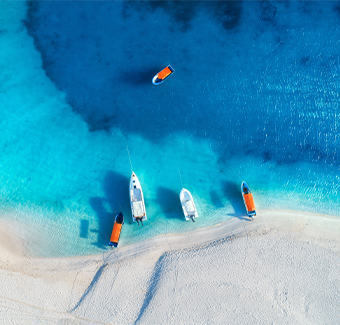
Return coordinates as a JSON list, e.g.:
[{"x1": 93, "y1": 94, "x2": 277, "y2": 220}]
[
  {"x1": 236, "y1": 218, "x2": 251, "y2": 267},
  {"x1": 101, "y1": 264, "x2": 122, "y2": 310},
  {"x1": 68, "y1": 270, "x2": 83, "y2": 311},
  {"x1": 165, "y1": 235, "x2": 173, "y2": 252},
  {"x1": 70, "y1": 263, "x2": 109, "y2": 313},
  {"x1": 102, "y1": 249, "x2": 121, "y2": 265},
  {"x1": 0, "y1": 295, "x2": 111, "y2": 324},
  {"x1": 68, "y1": 256, "x2": 122, "y2": 322},
  {"x1": 134, "y1": 253, "x2": 167, "y2": 325}
]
